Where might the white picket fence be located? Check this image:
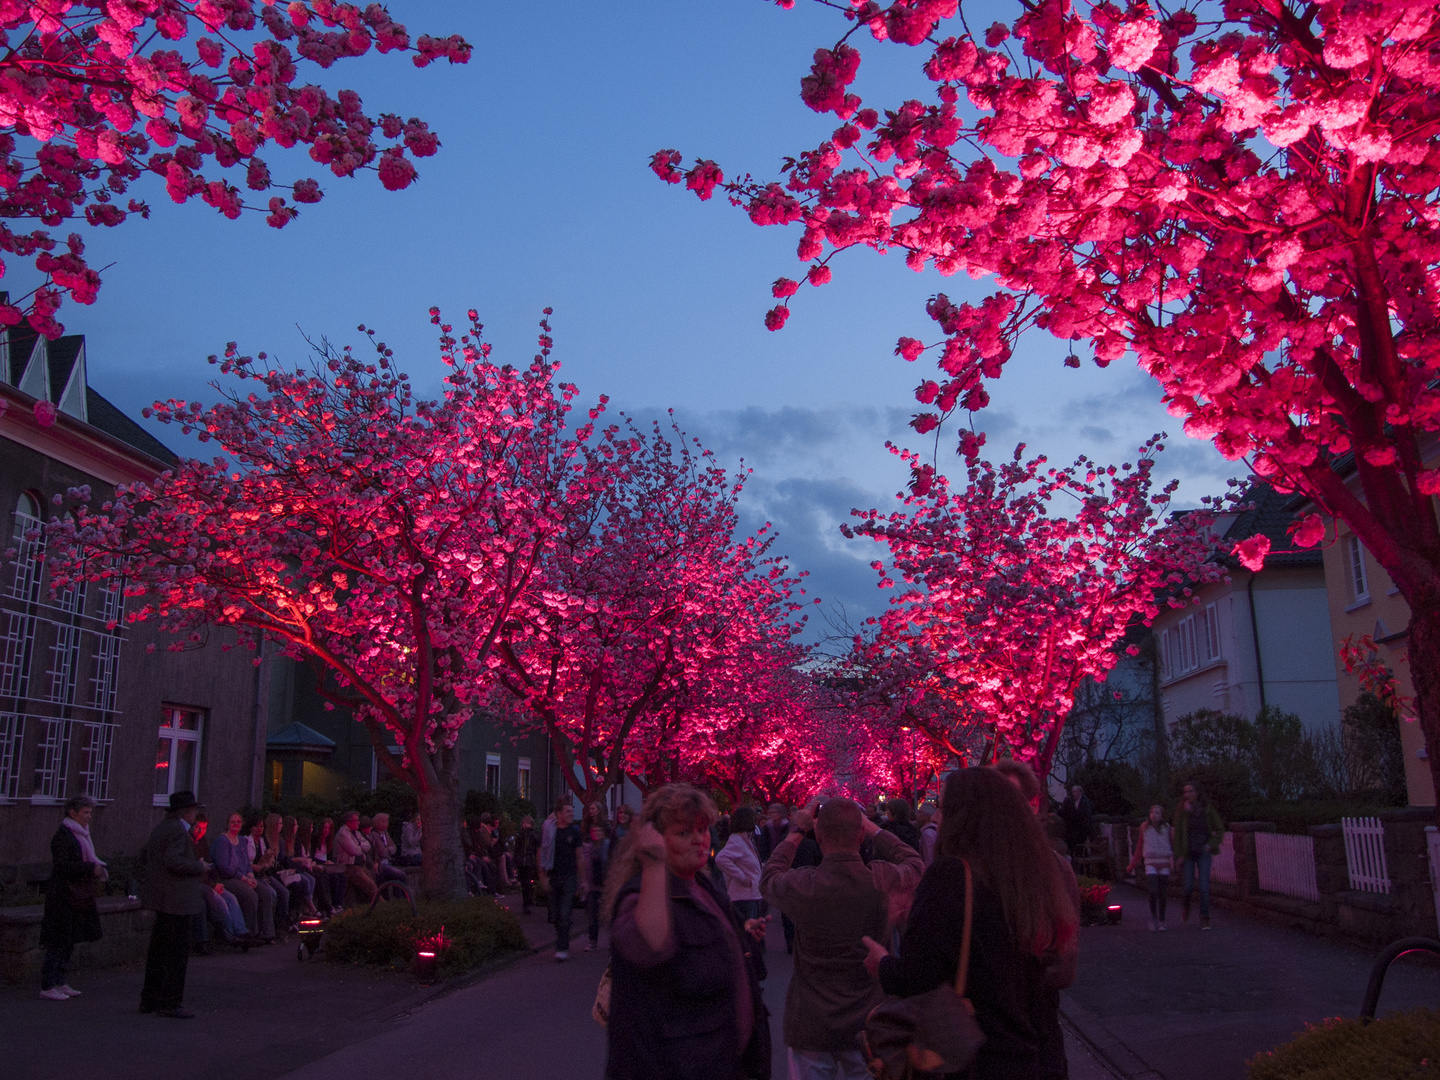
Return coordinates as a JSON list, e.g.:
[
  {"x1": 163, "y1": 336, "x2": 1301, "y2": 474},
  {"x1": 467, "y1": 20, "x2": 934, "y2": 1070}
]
[
  {"x1": 1210, "y1": 831, "x2": 1237, "y2": 884},
  {"x1": 1342, "y1": 816, "x2": 1391, "y2": 894},
  {"x1": 1427, "y1": 827, "x2": 1440, "y2": 932},
  {"x1": 1254, "y1": 832, "x2": 1320, "y2": 902}
]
